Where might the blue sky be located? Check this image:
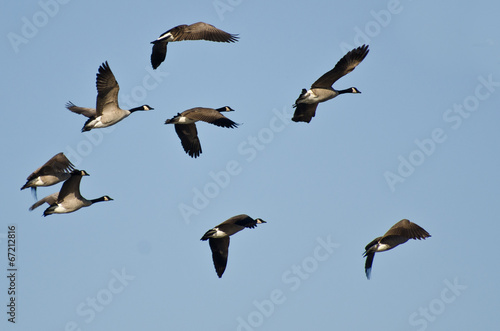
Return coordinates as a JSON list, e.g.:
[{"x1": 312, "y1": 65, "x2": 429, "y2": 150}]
[{"x1": 2, "y1": 0, "x2": 500, "y2": 330}]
